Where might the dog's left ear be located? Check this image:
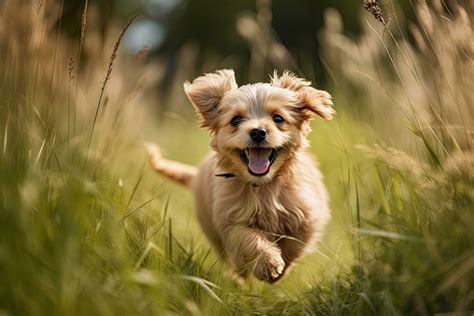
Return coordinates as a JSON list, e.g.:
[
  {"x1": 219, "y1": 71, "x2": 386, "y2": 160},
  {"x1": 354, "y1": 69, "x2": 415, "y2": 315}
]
[
  {"x1": 184, "y1": 69, "x2": 238, "y2": 129},
  {"x1": 271, "y1": 71, "x2": 335, "y2": 120}
]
